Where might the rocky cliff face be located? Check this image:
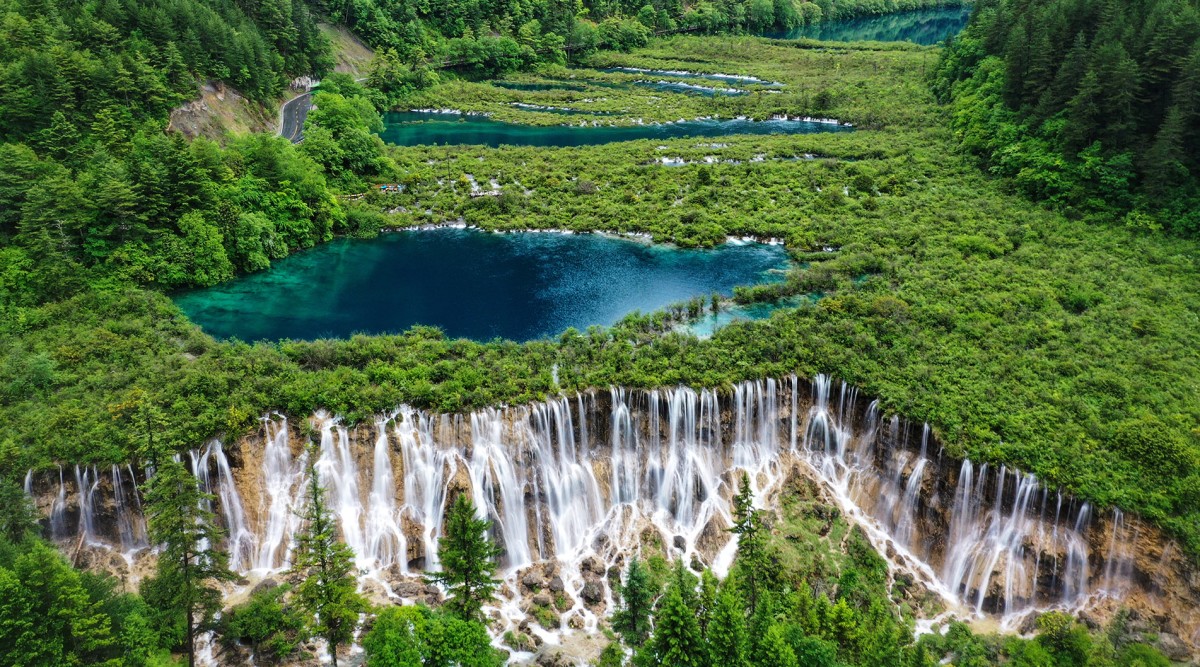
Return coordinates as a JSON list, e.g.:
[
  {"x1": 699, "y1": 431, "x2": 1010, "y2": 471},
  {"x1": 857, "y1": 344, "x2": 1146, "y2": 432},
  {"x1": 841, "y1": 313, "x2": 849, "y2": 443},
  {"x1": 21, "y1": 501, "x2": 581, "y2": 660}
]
[{"x1": 24, "y1": 375, "x2": 1200, "y2": 660}]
